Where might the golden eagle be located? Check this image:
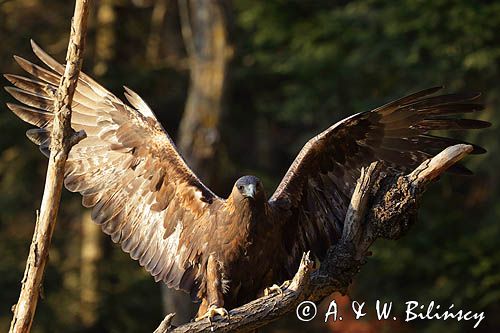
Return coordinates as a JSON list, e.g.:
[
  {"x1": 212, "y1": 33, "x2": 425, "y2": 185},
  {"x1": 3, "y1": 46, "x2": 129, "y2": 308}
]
[{"x1": 4, "y1": 42, "x2": 489, "y2": 320}]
